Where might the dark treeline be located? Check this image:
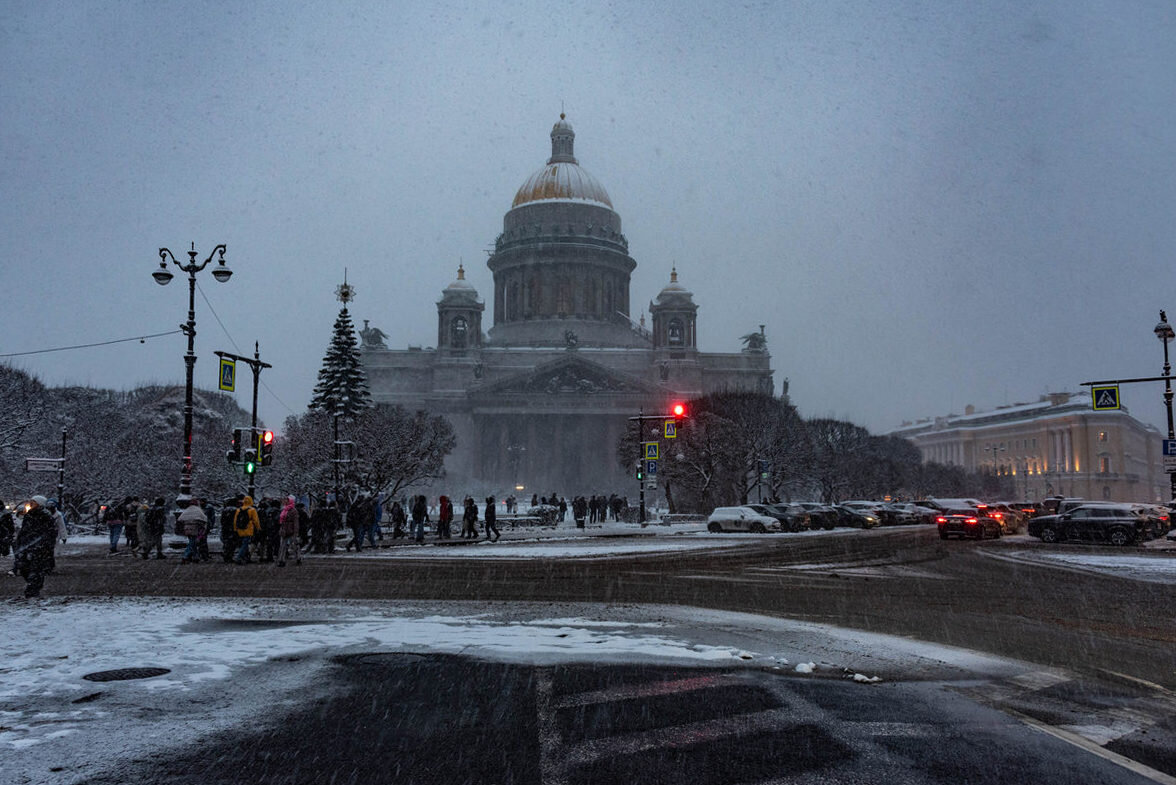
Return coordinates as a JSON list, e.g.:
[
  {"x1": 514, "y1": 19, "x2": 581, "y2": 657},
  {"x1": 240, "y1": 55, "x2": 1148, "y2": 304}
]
[{"x1": 618, "y1": 391, "x2": 1011, "y2": 513}]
